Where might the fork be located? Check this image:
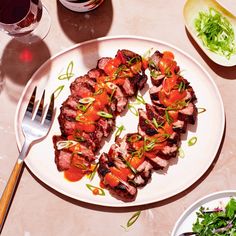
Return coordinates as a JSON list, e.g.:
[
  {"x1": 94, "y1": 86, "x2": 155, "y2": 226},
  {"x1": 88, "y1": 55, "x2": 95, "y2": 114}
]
[{"x1": 0, "y1": 87, "x2": 54, "y2": 232}]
